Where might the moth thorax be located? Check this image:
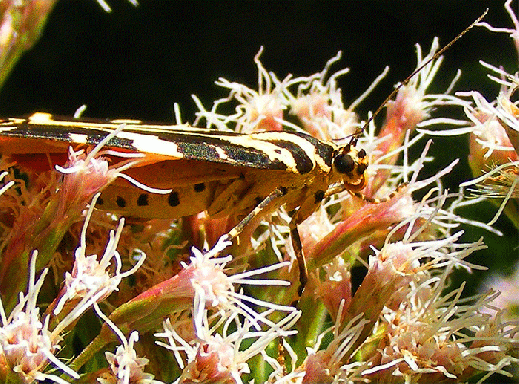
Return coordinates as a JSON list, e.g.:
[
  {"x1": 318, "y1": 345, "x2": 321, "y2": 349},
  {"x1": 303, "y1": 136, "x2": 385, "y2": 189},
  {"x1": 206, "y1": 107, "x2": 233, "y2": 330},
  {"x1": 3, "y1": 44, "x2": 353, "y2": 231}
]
[{"x1": 333, "y1": 146, "x2": 368, "y2": 190}]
